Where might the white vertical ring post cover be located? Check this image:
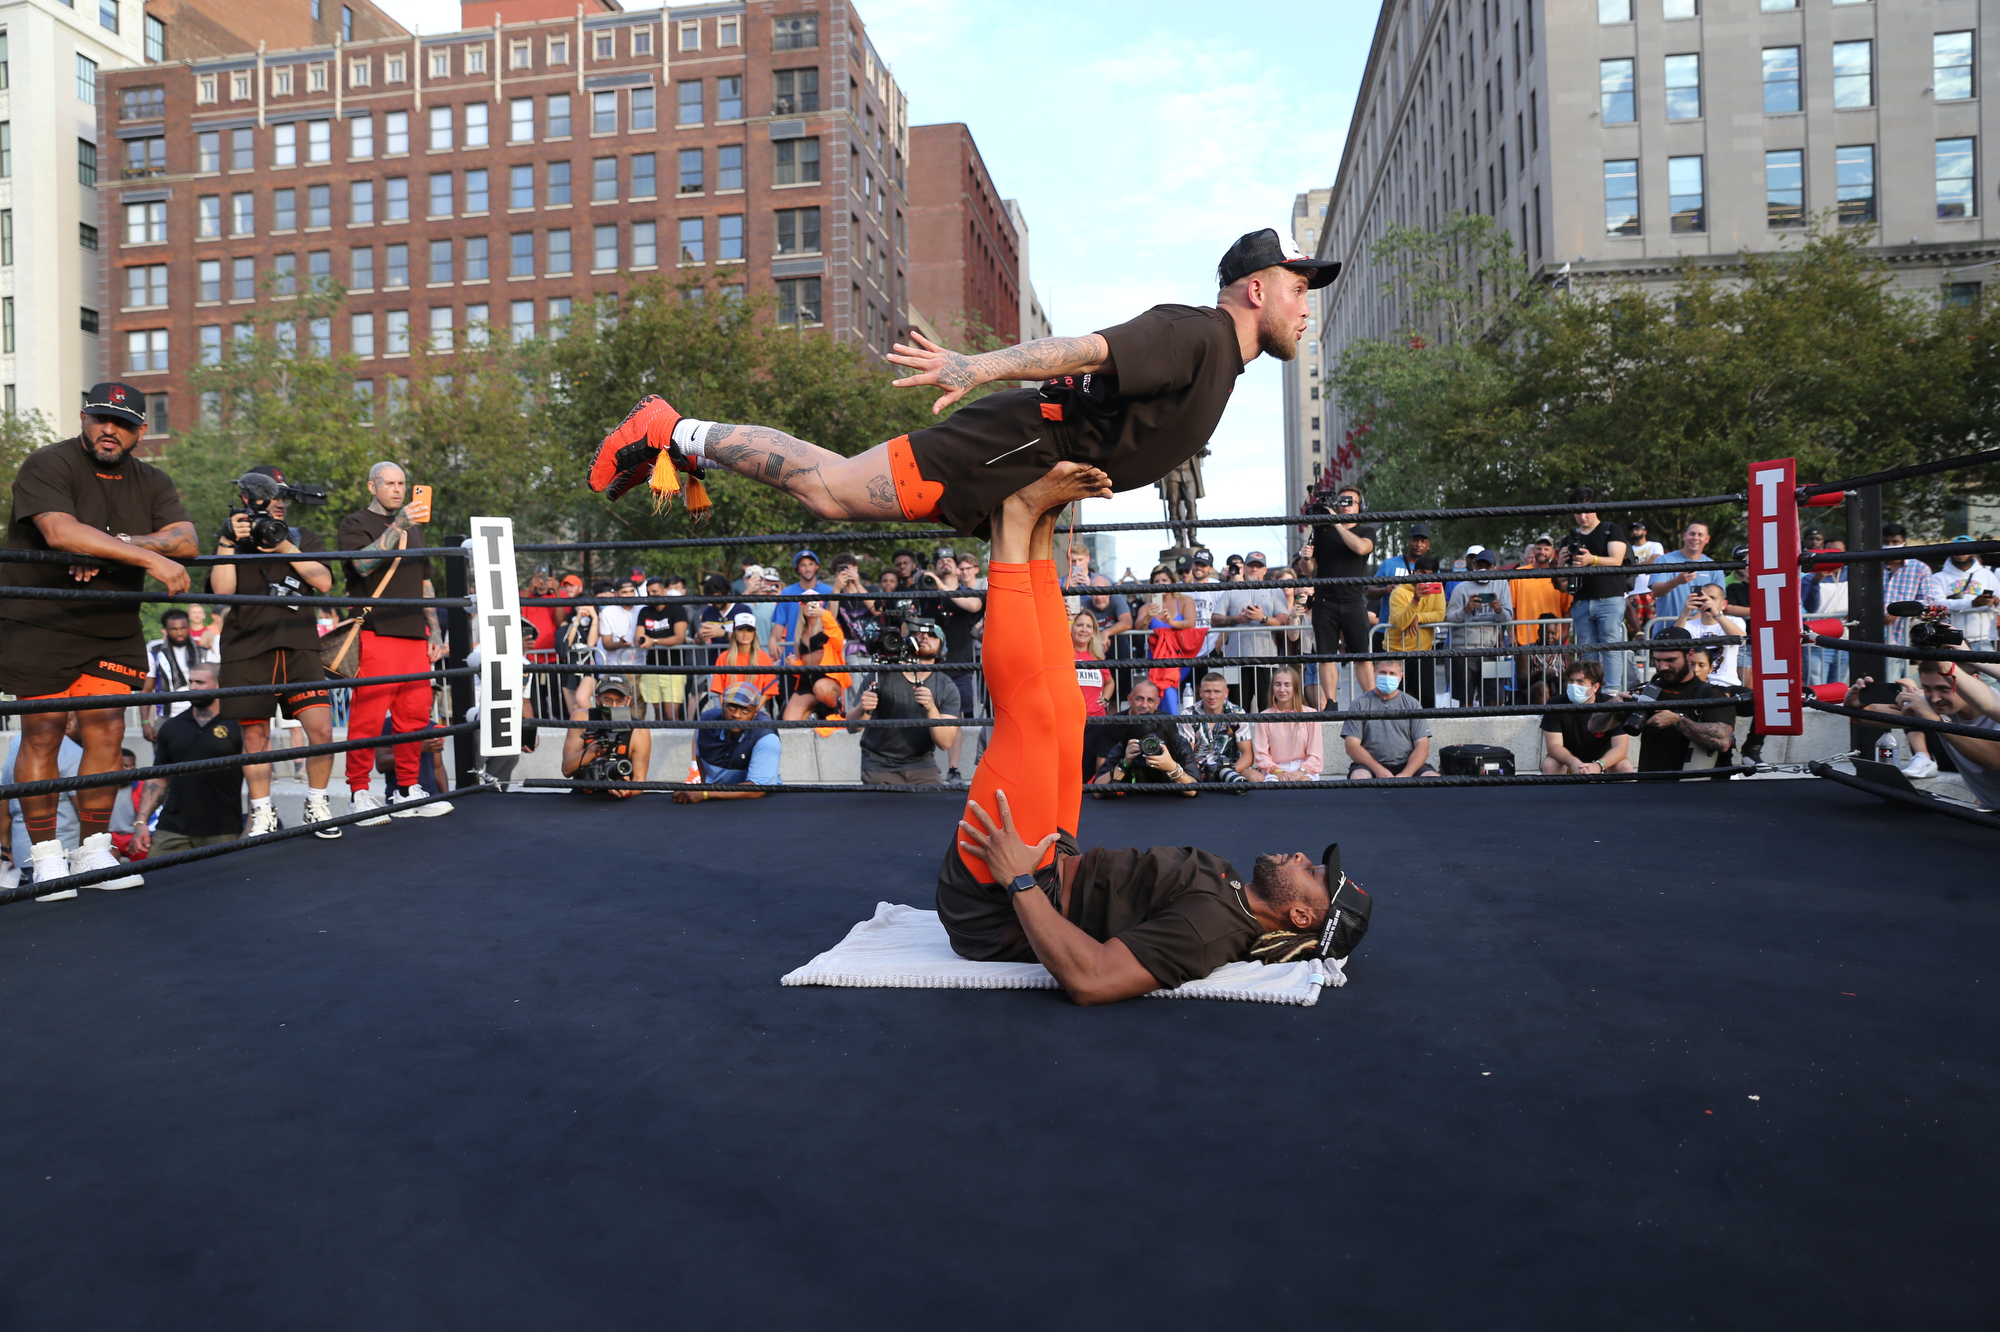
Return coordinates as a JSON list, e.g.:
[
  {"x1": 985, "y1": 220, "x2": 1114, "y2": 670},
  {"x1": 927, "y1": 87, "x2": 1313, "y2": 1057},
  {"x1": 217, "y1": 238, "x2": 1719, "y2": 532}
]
[
  {"x1": 471, "y1": 517, "x2": 525, "y2": 756},
  {"x1": 1749, "y1": 459, "x2": 1804, "y2": 735}
]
